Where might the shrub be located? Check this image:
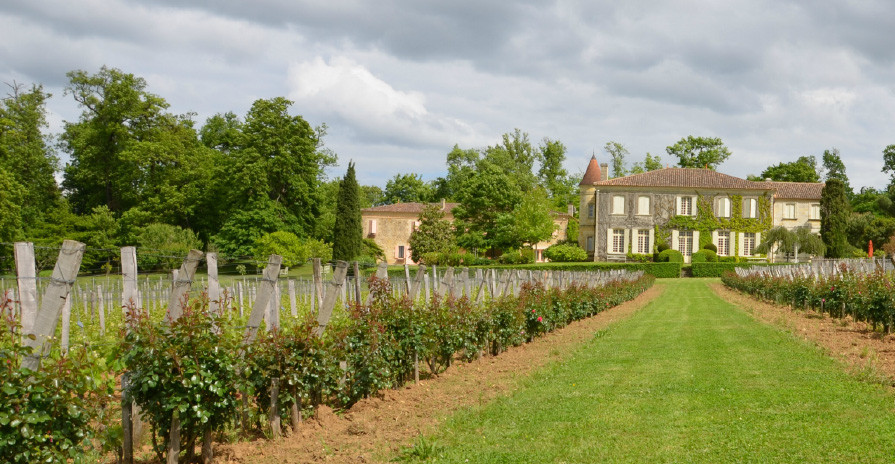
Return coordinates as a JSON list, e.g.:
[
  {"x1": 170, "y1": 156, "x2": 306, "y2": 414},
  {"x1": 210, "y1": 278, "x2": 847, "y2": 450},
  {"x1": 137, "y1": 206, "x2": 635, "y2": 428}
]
[
  {"x1": 1, "y1": 314, "x2": 114, "y2": 463},
  {"x1": 498, "y1": 251, "x2": 534, "y2": 265},
  {"x1": 702, "y1": 243, "x2": 718, "y2": 252},
  {"x1": 626, "y1": 253, "x2": 653, "y2": 263},
  {"x1": 657, "y1": 249, "x2": 684, "y2": 263},
  {"x1": 657, "y1": 242, "x2": 669, "y2": 252},
  {"x1": 137, "y1": 223, "x2": 203, "y2": 271},
  {"x1": 544, "y1": 243, "x2": 588, "y2": 262},
  {"x1": 120, "y1": 300, "x2": 240, "y2": 462},
  {"x1": 691, "y1": 250, "x2": 718, "y2": 263}
]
